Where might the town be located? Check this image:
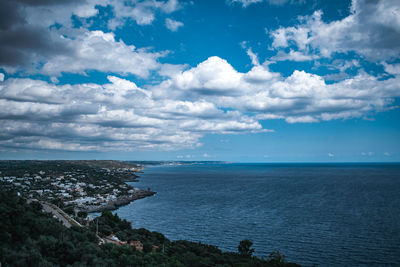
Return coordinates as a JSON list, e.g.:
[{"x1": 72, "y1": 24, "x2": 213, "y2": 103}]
[{"x1": 0, "y1": 160, "x2": 155, "y2": 214}]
